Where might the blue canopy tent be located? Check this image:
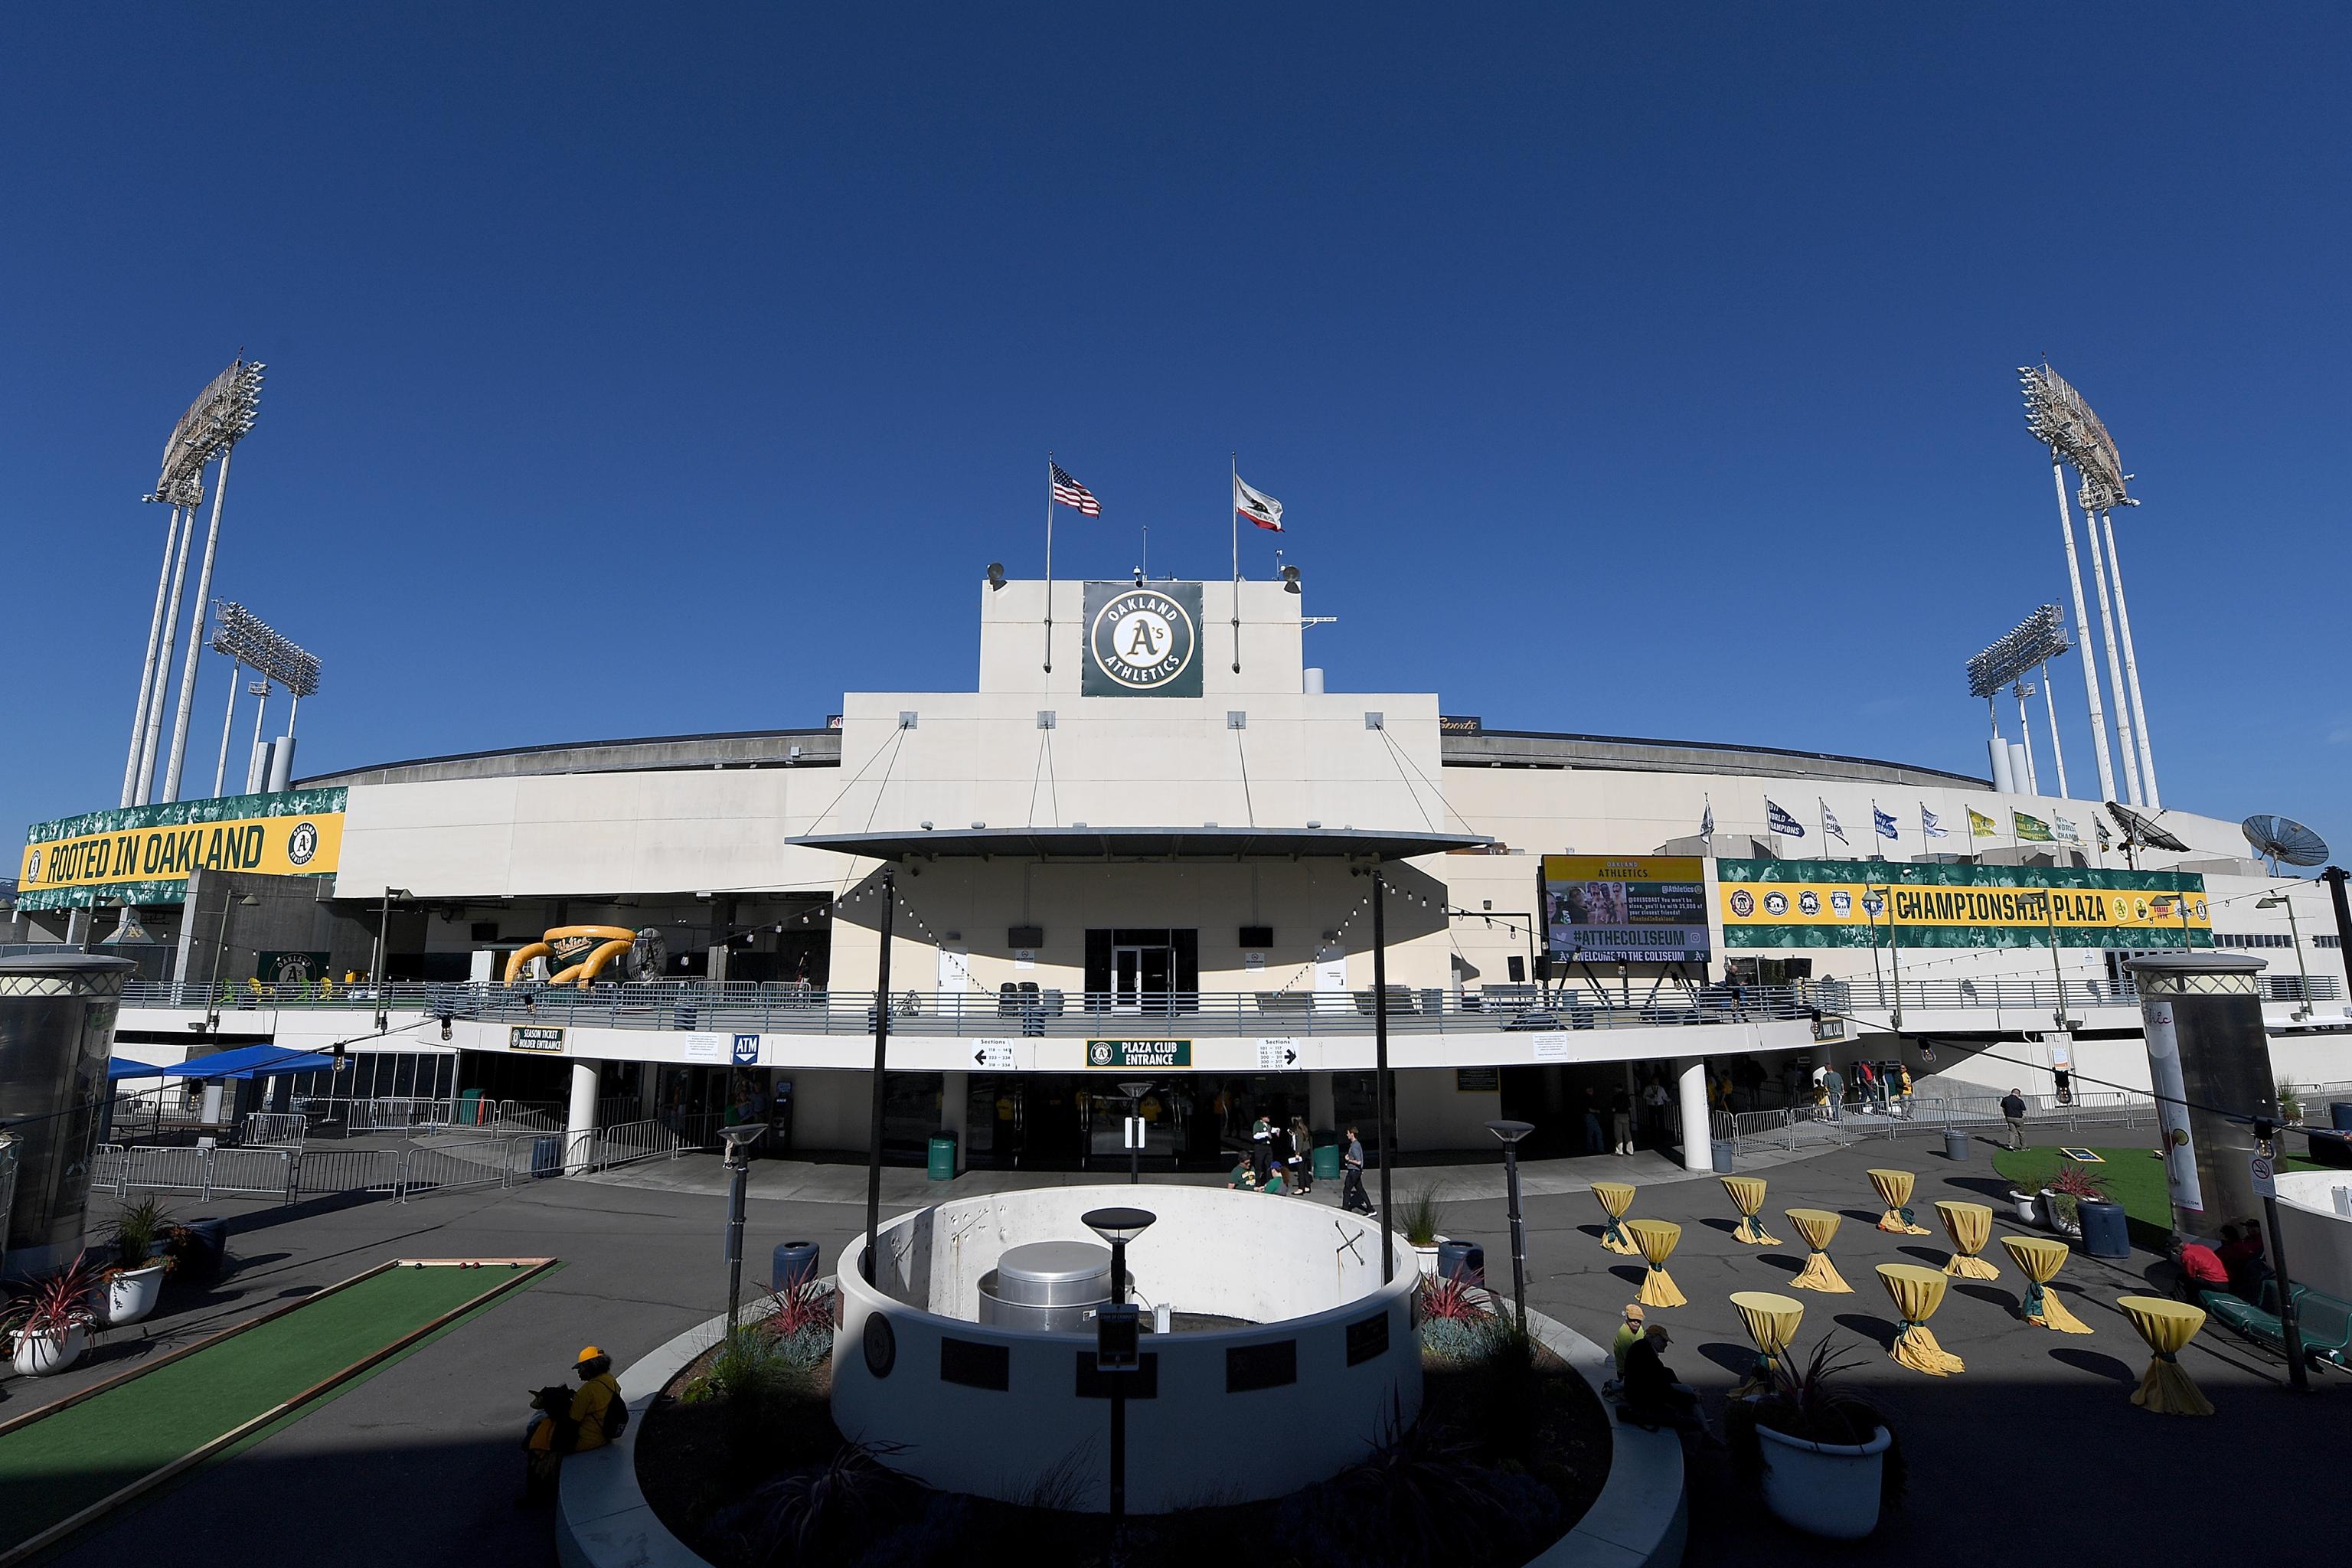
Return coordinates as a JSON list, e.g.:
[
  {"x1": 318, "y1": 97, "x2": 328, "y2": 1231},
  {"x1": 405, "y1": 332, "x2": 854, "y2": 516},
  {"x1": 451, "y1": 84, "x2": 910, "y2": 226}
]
[
  {"x1": 106, "y1": 1056, "x2": 168, "y2": 1080},
  {"x1": 155, "y1": 1045, "x2": 342, "y2": 1081}
]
